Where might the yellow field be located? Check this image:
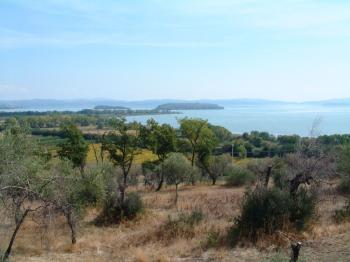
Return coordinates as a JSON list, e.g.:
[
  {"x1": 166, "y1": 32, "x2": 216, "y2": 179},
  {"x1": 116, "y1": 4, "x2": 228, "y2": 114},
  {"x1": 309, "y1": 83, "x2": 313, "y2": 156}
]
[{"x1": 87, "y1": 143, "x2": 158, "y2": 165}]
